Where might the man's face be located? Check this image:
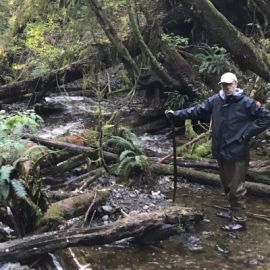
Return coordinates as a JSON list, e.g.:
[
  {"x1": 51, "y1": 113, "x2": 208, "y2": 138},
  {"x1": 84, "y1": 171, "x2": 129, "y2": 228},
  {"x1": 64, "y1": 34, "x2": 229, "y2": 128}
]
[{"x1": 221, "y1": 81, "x2": 237, "y2": 96}]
